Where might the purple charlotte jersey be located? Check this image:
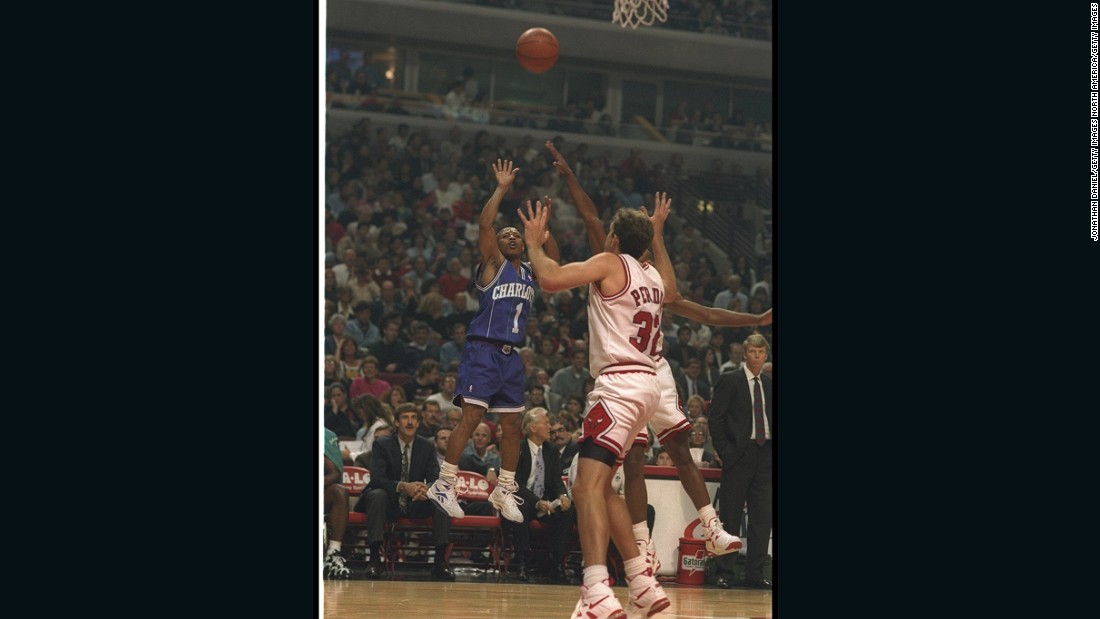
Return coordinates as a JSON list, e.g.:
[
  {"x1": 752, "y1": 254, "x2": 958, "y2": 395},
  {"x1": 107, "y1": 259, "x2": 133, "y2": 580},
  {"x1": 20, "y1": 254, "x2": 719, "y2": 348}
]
[
  {"x1": 466, "y1": 260, "x2": 536, "y2": 343},
  {"x1": 454, "y1": 260, "x2": 536, "y2": 414}
]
